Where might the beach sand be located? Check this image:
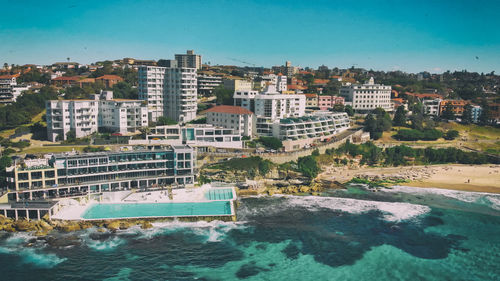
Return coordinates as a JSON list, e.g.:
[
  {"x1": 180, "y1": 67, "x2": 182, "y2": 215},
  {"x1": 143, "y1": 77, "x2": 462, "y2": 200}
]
[
  {"x1": 404, "y1": 165, "x2": 500, "y2": 193},
  {"x1": 320, "y1": 164, "x2": 500, "y2": 194}
]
